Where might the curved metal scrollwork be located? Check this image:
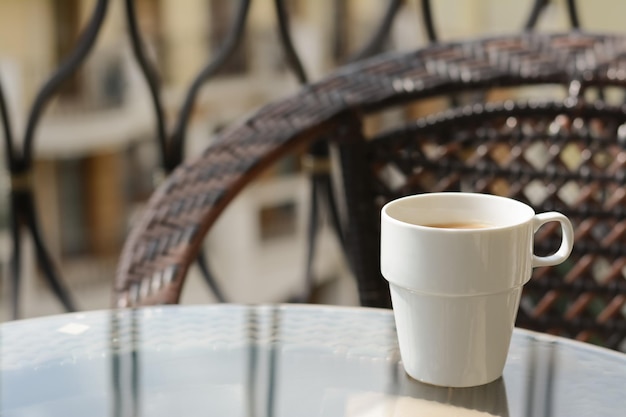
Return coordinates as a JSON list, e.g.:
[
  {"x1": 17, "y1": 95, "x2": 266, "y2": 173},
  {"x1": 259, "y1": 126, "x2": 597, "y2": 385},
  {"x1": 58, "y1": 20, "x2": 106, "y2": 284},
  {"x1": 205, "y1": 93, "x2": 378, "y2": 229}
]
[
  {"x1": 126, "y1": 0, "x2": 412, "y2": 304},
  {"x1": 125, "y1": 0, "x2": 253, "y2": 302},
  {"x1": 170, "y1": 0, "x2": 252, "y2": 170},
  {"x1": 0, "y1": 79, "x2": 14, "y2": 170},
  {"x1": 525, "y1": 0, "x2": 581, "y2": 31},
  {"x1": 274, "y1": 0, "x2": 308, "y2": 84},
  {"x1": 22, "y1": 0, "x2": 109, "y2": 167},
  {"x1": 420, "y1": 0, "x2": 438, "y2": 43},
  {"x1": 2, "y1": 0, "x2": 591, "y2": 316},
  {"x1": 3, "y1": 0, "x2": 109, "y2": 319},
  {"x1": 348, "y1": 0, "x2": 404, "y2": 62},
  {"x1": 524, "y1": 0, "x2": 550, "y2": 30},
  {"x1": 275, "y1": 0, "x2": 351, "y2": 303},
  {"x1": 566, "y1": 0, "x2": 581, "y2": 29},
  {"x1": 125, "y1": 0, "x2": 168, "y2": 169}
]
